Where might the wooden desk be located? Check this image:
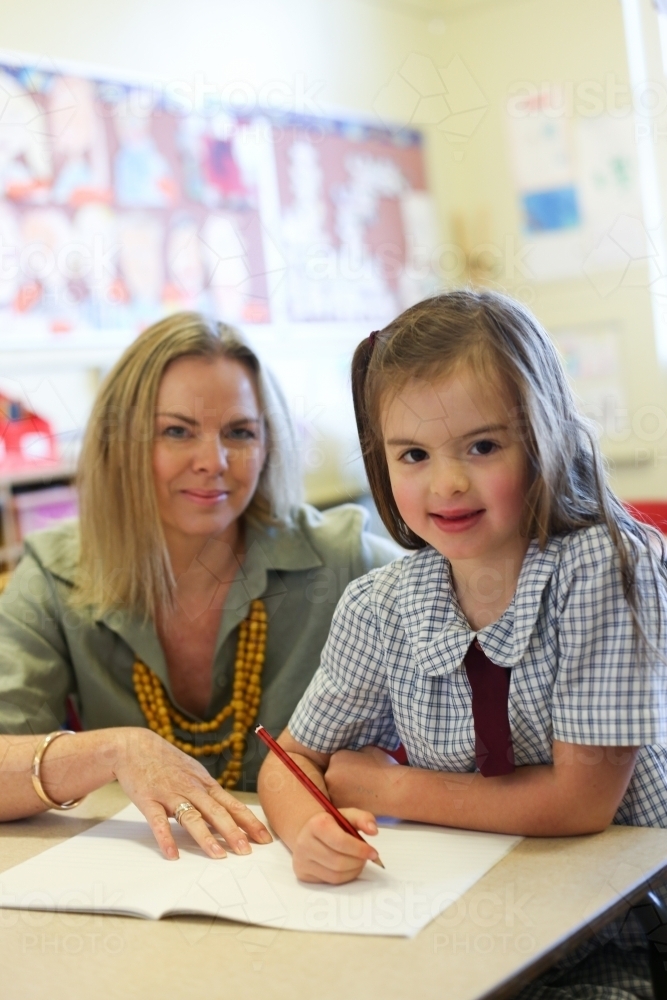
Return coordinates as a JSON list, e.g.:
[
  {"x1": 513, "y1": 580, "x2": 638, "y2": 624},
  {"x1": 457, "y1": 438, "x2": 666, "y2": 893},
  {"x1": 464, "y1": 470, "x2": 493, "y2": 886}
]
[{"x1": 1, "y1": 785, "x2": 666, "y2": 1000}]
